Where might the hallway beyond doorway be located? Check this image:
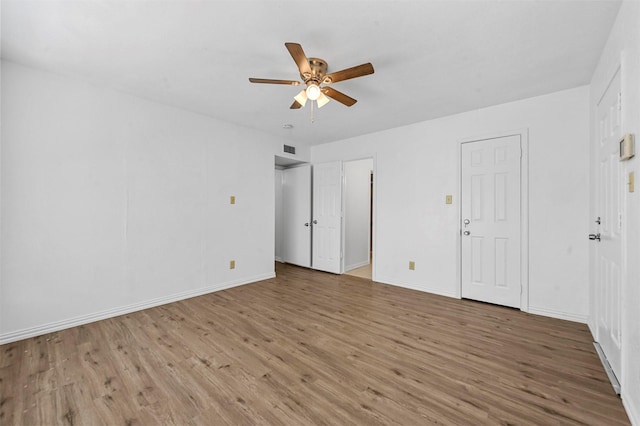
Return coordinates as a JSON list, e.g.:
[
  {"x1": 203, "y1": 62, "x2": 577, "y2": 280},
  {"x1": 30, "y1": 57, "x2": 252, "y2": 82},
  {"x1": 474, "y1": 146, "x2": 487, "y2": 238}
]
[{"x1": 345, "y1": 263, "x2": 372, "y2": 280}]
